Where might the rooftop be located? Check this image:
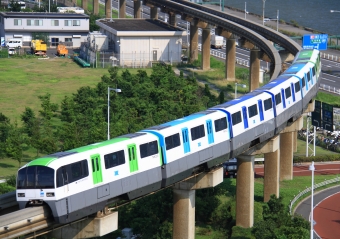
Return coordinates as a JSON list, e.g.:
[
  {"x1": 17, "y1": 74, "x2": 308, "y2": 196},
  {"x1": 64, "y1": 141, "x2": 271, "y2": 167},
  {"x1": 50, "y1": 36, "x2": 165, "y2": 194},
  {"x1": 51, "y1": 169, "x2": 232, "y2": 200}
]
[
  {"x1": 97, "y1": 19, "x2": 183, "y2": 32},
  {"x1": 0, "y1": 12, "x2": 89, "y2": 18}
]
